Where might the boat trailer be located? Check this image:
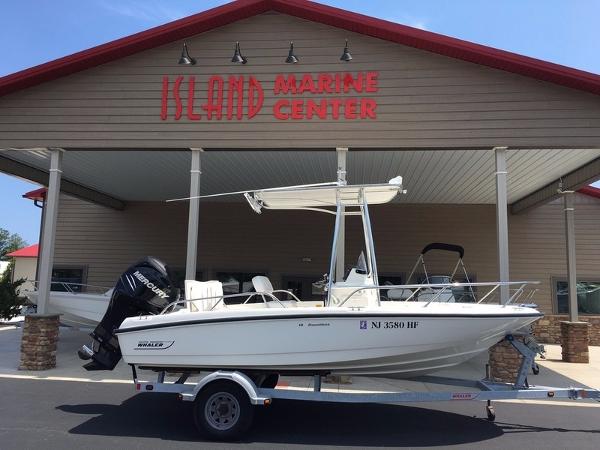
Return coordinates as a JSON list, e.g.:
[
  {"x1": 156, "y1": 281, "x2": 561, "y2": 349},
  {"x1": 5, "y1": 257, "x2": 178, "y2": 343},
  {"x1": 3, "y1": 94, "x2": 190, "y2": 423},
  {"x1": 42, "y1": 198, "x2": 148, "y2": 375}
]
[{"x1": 130, "y1": 334, "x2": 600, "y2": 441}]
